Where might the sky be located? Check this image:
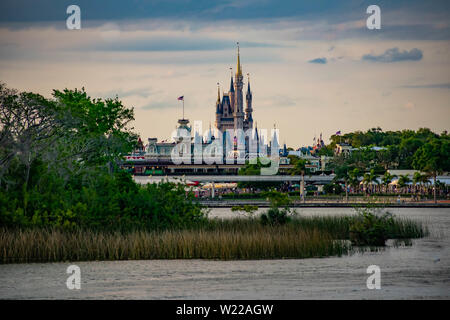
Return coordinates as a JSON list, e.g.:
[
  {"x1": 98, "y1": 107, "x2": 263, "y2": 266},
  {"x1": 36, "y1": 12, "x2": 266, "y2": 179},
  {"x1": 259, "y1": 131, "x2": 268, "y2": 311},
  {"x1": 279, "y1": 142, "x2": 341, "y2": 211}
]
[{"x1": 0, "y1": 0, "x2": 449, "y2": 148}]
